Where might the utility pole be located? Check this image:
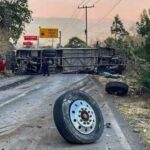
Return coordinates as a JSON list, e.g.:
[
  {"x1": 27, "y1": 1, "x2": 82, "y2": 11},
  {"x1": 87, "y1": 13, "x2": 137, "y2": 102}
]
[
  {"x1": 59, "y1": 31, "x2": 62, "y2": 47},
  {"x1": 37, "y1": 36, "x2": 40, "y2": 48},
  {"x1": 78, "y1": 5, "x2": 94, "y2": 46},
  {"x1": 51, "y1": 38, "x2": 54, "y2": 48}
]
